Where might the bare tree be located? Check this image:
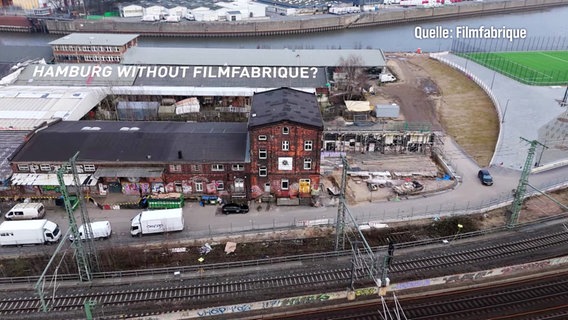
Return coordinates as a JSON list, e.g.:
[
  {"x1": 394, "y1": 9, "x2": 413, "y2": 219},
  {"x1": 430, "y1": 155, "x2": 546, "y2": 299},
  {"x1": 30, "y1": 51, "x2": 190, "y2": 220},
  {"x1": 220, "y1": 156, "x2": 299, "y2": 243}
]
[{"x1": 335, "y1": 54, "x2": 368, "y2": 100}]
